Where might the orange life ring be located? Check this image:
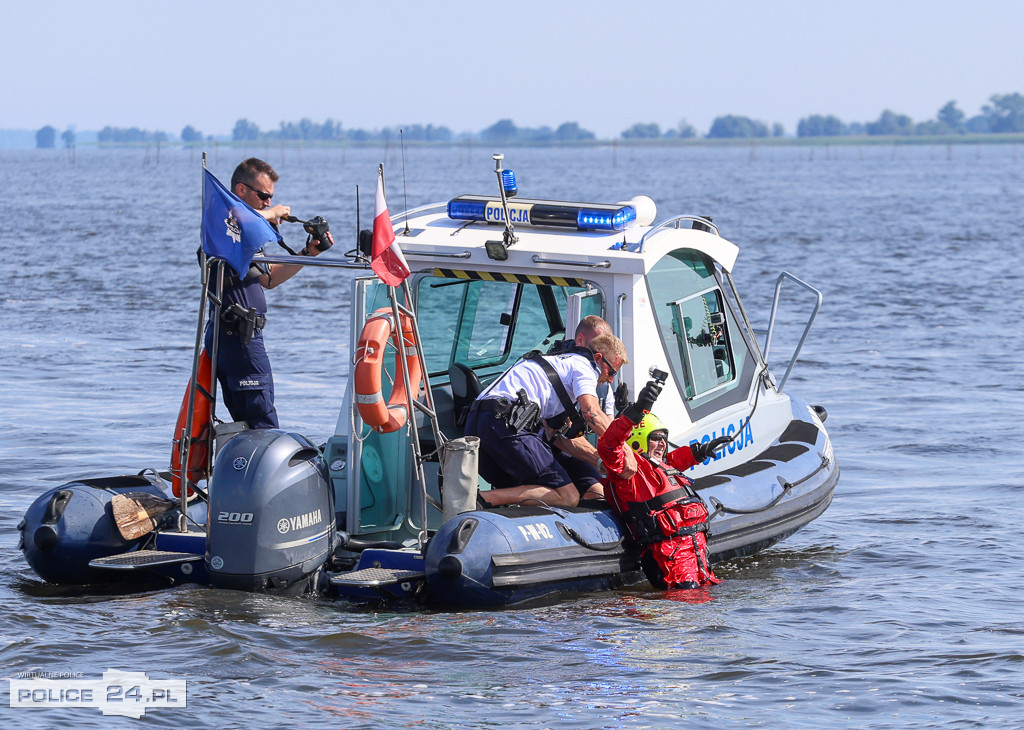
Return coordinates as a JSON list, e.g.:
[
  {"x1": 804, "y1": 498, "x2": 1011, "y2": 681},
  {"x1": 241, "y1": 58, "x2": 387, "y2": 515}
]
[
  {"x1": 170, "y1": 349, "x2": 214, "y2": 497},
  {"x1": 354, "y1": 308, "x2": 423, "y2": 433}
]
